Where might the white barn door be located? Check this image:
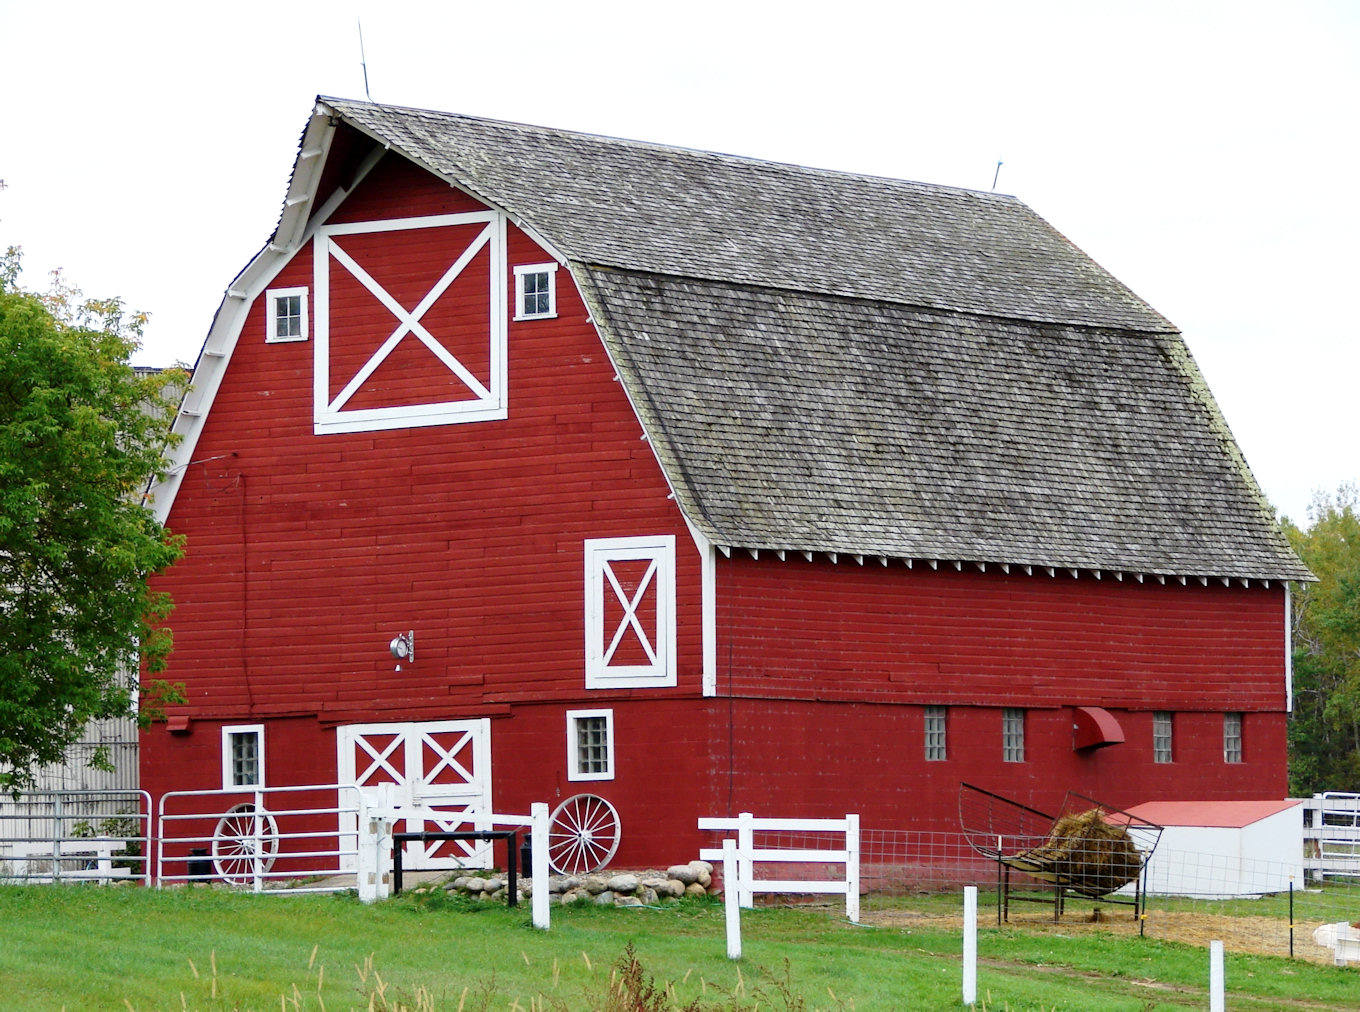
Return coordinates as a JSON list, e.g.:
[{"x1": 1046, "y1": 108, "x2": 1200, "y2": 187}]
[{"x1": 337, "y1": 719, "x2": 493, "y2": 871}]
